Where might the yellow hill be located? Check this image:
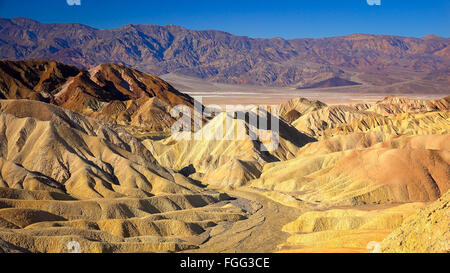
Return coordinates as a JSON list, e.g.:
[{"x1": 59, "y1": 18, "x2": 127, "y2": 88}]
[{"x1": 278, "y1": 202, "x2": 426, "y2": 253}]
